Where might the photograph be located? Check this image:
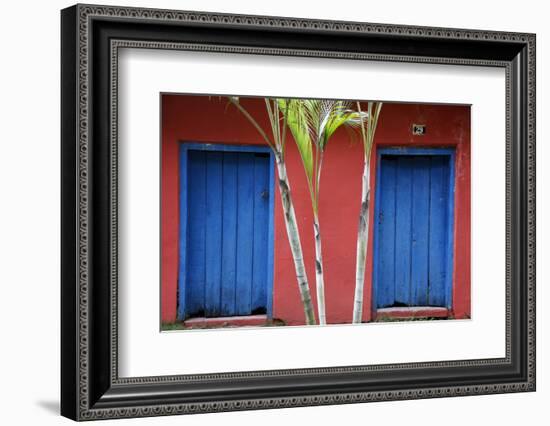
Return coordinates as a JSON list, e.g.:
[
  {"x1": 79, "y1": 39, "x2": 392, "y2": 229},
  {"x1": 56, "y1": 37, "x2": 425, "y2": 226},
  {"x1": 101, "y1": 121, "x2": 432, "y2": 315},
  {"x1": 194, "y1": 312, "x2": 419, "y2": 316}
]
[{"x1": 160, "y1": 95, "x2": 471, "y2": 330}]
